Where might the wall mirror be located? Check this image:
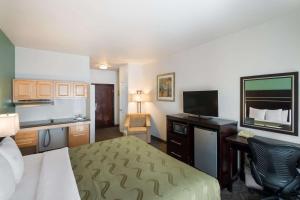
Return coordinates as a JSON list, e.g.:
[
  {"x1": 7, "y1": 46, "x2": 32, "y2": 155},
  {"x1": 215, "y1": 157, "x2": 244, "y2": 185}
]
[{"x1": 240, "y1": 72, "x2": 298, "y2": 136}]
